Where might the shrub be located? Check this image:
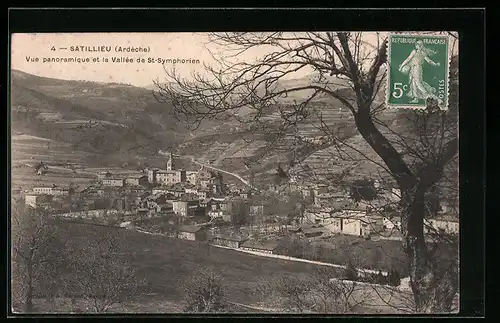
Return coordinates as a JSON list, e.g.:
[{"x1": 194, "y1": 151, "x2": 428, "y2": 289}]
[
  {"x1": 387, "y1": 269, "x2": 401, "y2": 286},
  {"x1": 344, "y1": 262, "x2": 358, "y2": 281}
]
